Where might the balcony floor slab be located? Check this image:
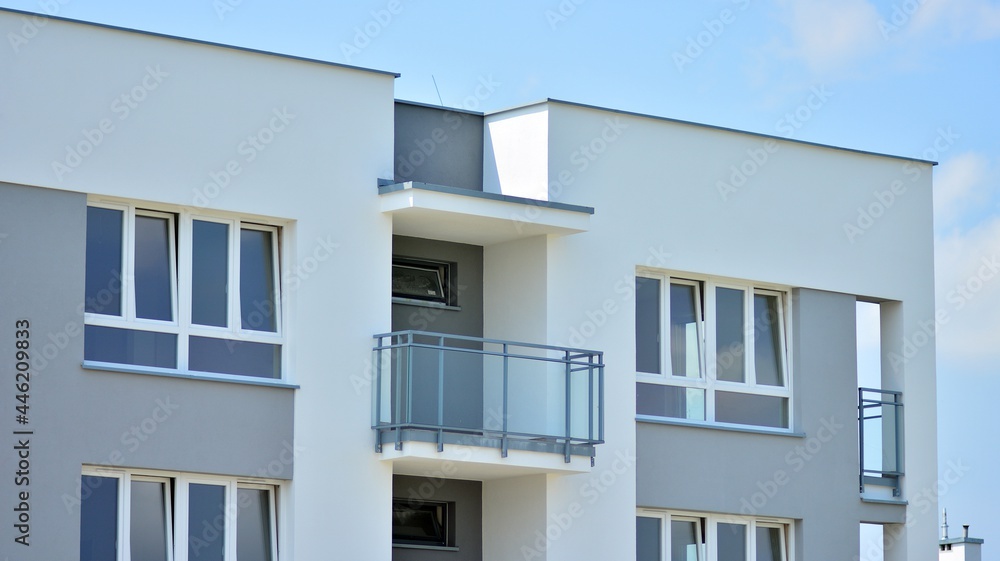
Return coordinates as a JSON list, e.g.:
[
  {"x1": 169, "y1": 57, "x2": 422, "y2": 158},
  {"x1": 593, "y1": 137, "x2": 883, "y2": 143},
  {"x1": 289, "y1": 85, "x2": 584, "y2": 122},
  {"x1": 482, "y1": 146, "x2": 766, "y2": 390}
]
[{"x1": 377, "y1": 433, "x2": 594, "y2": 480}]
